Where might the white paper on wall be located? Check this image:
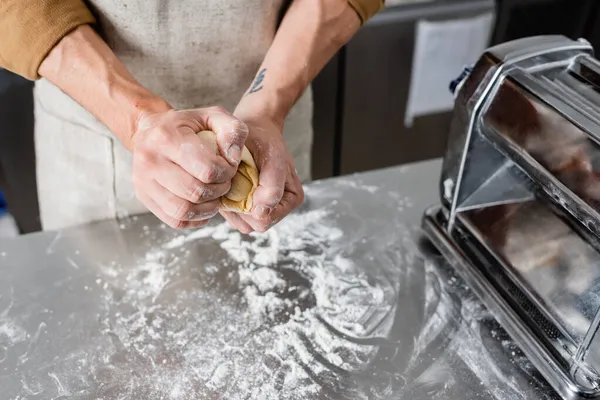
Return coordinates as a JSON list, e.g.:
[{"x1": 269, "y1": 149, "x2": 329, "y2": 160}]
[{"x1": 404, "y1": 12, "x2": 494, "y2": 128}]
